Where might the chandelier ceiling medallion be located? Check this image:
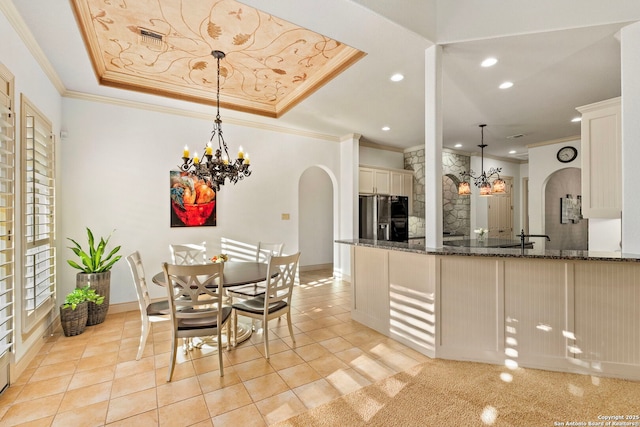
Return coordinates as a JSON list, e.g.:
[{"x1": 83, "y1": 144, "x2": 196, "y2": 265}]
[
  {"x1": 458, "y1": 124, "x2": 505, "y2": 196},
  {"x1": 180, "y1": 50, "x2": 251, "y2": 191}
]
